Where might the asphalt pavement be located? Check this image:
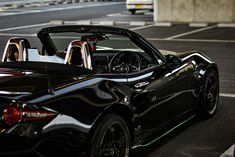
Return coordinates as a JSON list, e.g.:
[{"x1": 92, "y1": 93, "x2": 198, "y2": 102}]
[{"x1": 0, "y1": 1, "x2": 234, "y2": 157}]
